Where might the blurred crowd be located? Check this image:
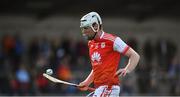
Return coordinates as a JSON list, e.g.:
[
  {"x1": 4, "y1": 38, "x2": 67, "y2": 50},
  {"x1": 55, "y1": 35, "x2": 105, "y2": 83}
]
[{"x1": 0, "y1": 33, "x2": 179, "y2": 96}]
